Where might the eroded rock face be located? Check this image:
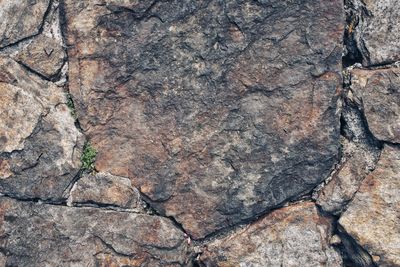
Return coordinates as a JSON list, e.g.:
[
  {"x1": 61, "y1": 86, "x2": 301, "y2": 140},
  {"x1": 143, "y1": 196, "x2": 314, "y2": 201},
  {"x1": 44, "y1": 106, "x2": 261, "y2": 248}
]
[
  {"x1": 0, "y1": 197, "x2": 190, "y2": 266},
  {"x1": 198, "y1": 202, "x2": 342, "y2": 267},
  {"x1": 0, "y1": 57, "x2": 84, "y2": 200},
  {"x1": 64, "y1": 0, "x2": 343, "y2": 238},
  {"x1": 339, "y1": 145, "x2": 400, "y2": 266},
  {"x1": 68, "y1": 172, "x2": 145, "y2": 210},
  {"x1": 351, "y1": 0, "x2": 400, "y2": 66},
  {"x1": 351, "y1": 68, "x2": 400, "y2": 143},
  {"x1": 0, "y1": 0, "x2": 51, "y2": 48}
]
